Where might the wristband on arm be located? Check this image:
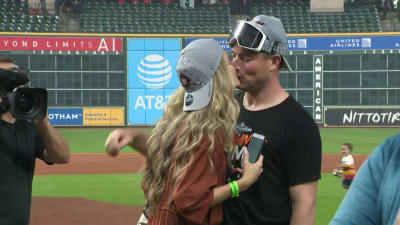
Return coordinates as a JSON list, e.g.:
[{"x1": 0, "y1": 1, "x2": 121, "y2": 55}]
[{"x1": 229, "y1": 181, "x2": 240, "y2": 198}]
